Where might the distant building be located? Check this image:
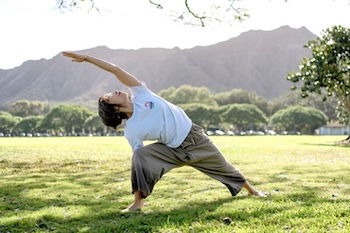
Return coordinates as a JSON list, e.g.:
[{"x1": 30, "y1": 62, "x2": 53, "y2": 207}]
[{"x1": 318, "y1": 123, "x2": 348, "y2": 135}]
